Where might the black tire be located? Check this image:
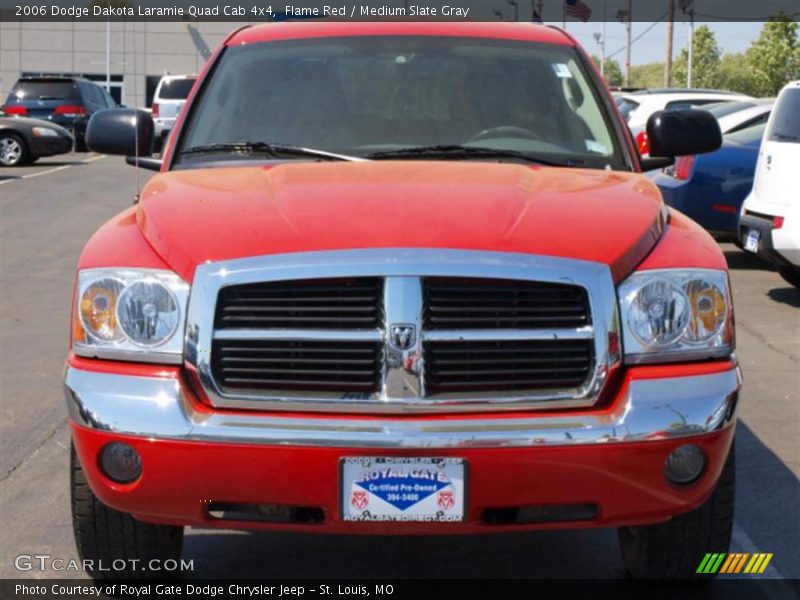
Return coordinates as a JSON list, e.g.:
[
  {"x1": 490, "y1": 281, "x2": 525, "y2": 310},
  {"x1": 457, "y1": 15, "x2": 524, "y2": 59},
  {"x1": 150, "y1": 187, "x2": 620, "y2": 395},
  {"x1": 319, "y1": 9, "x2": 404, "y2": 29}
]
[
  {"x1": 0, "y1": 133, "x2": 31, "y2": 167},
  {"x1": 778, "y1": 266, "x2": 800, "y2": 289},
  {"x1": 618, "y1": 442, "x2": 735, "y2": 580},
  {"x1": 71, "y1": 443, "x2": 184, "y2": 580}
]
